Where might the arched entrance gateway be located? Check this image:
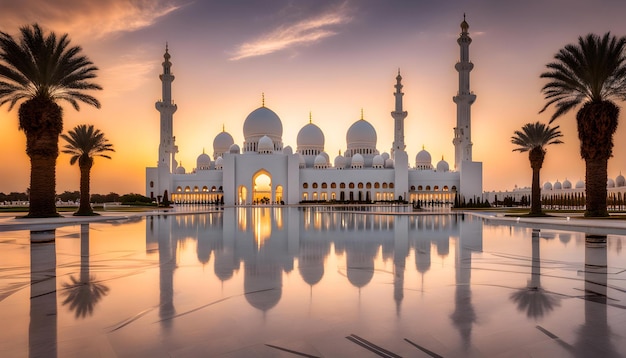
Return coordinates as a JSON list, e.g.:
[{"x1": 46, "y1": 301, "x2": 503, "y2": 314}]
[{"x1": 253, "y1": 170, "x2": 272, "y2": 204}]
